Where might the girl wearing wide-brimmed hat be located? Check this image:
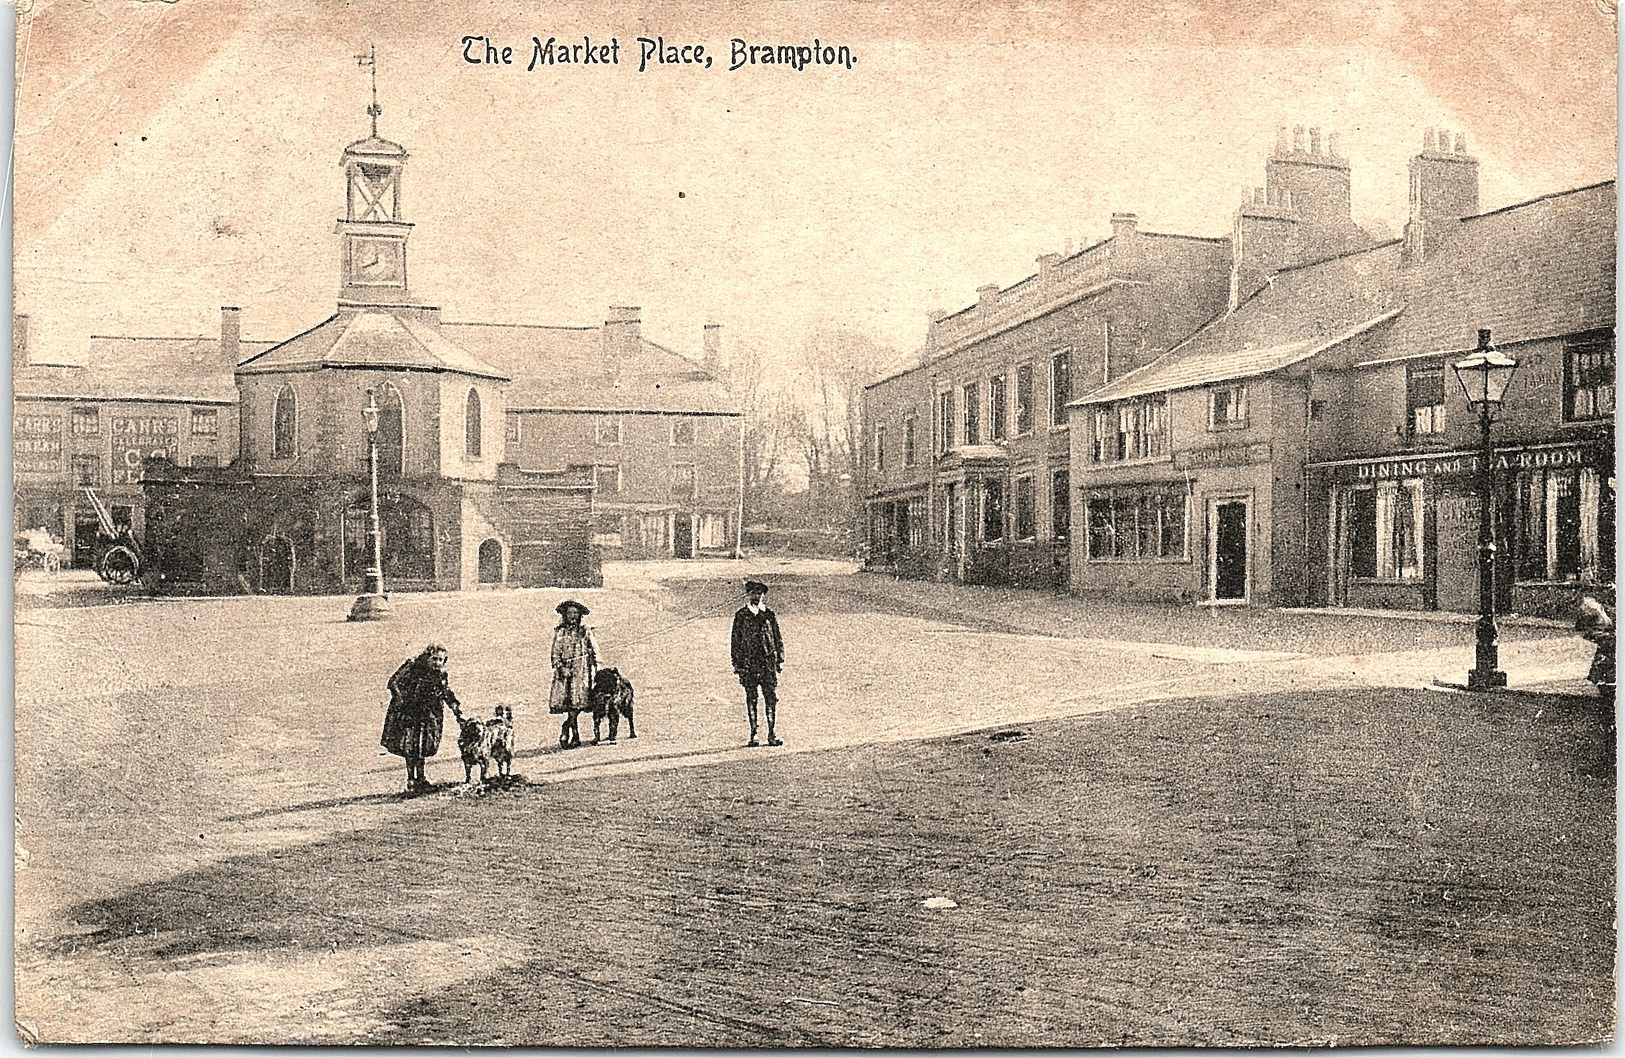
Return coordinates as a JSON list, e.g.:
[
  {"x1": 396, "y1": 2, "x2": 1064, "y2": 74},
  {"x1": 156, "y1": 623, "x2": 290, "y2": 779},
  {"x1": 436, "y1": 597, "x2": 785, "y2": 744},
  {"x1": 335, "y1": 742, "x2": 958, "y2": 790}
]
[{"x1": 549, "y1": 600, "x2": 598, "y2": 749}]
